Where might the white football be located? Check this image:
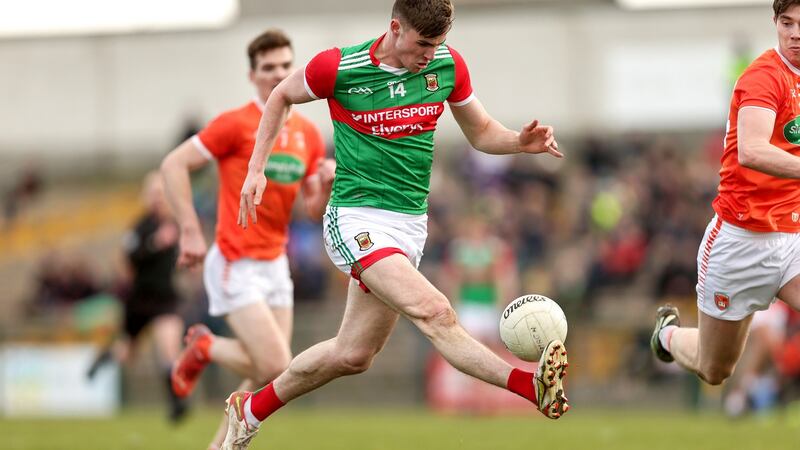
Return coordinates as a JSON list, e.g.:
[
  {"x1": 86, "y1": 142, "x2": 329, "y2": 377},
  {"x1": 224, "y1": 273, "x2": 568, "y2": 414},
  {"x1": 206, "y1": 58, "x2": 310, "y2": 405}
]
[{"x1": 499, "y1": 294, "x2": 568, "y2": 362}]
